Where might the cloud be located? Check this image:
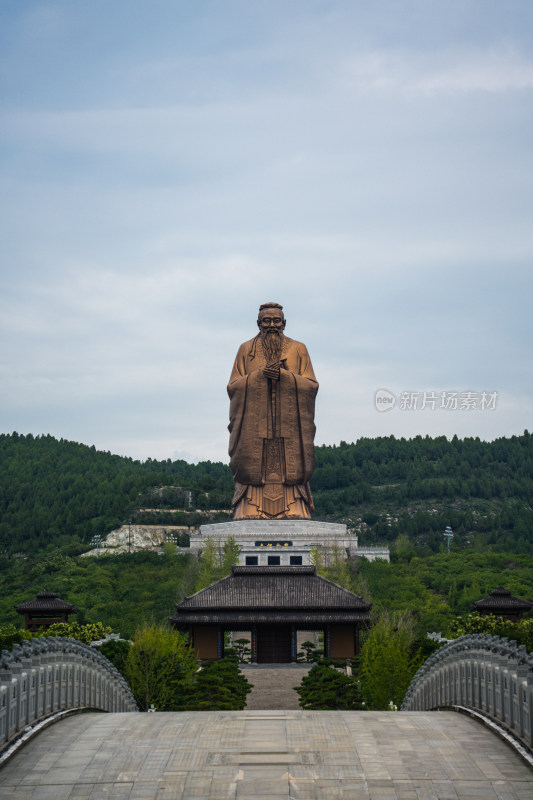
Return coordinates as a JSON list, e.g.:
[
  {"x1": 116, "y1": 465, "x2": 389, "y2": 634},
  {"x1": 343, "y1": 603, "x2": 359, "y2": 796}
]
[
  {"x1": 342, "y1": 45, "x2": 533, "y2": 95},
  {"x1": 1, "y1": 2, "x2": 532, "y2": 460}
]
